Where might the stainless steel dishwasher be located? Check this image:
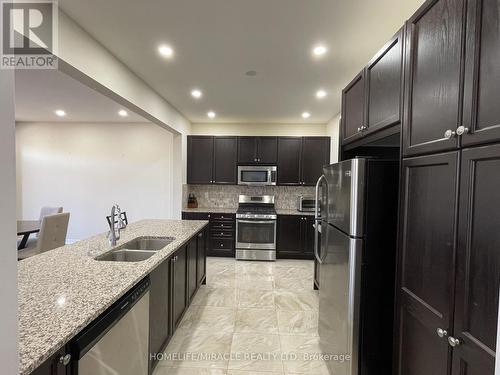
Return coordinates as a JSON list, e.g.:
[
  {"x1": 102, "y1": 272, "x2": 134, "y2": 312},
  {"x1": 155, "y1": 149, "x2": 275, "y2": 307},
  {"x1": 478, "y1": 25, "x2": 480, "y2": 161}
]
[{"x1": 70, "y1": 276, "x2": 150, "y2": 375}]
